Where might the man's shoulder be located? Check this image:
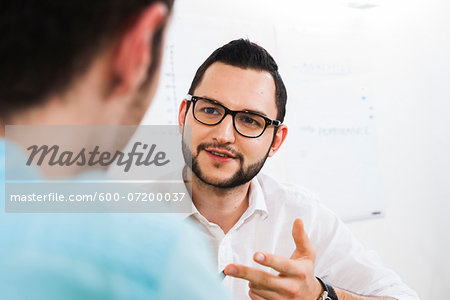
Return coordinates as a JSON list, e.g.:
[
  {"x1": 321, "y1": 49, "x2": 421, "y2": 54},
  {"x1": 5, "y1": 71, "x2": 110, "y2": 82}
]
[
  {"x1": 0, "y1": 213, "x2": 203, "y2": 288},
  {"x1": 0, "y1": 212, "x2": 189, "y2": 256},
  {"x1": 0, "y1": 212, "x2": 217, "y2": 299}
]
